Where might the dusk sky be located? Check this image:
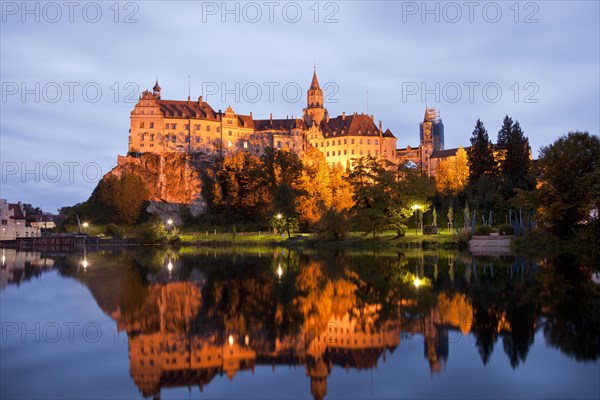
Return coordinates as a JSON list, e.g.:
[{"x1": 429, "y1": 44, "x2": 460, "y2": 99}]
[{"x1": 1, "y1": 0, "x2": 599, "y2": 212}]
